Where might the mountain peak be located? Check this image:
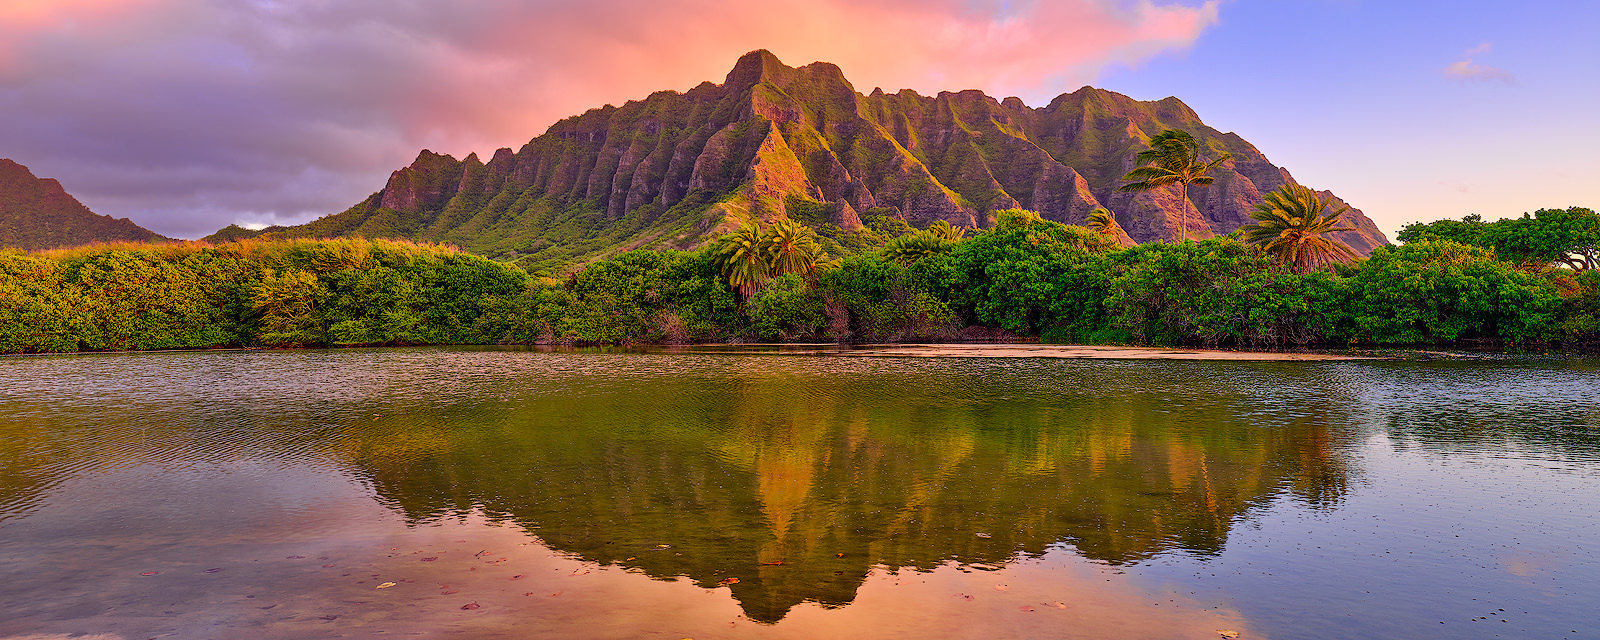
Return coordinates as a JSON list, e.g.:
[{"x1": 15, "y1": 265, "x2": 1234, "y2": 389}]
[
  {"x1": 0, "y1": 158, "x2": 168, "y2": 250},
  {"x1": 220, "y1": 52, "x2": 1388, "y2": 272},
  {"x1": 725, "y1": 49, "x2": 793, "y2": 88}
]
